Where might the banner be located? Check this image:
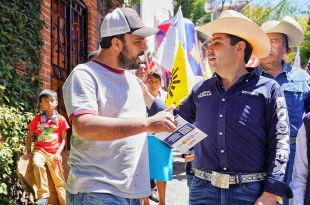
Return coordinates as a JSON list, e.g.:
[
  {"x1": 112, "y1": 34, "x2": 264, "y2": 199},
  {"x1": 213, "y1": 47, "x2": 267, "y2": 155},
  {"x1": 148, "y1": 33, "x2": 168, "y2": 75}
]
[{"x1": 154, "y1": 7, "x2": 202, "y2": 106}]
